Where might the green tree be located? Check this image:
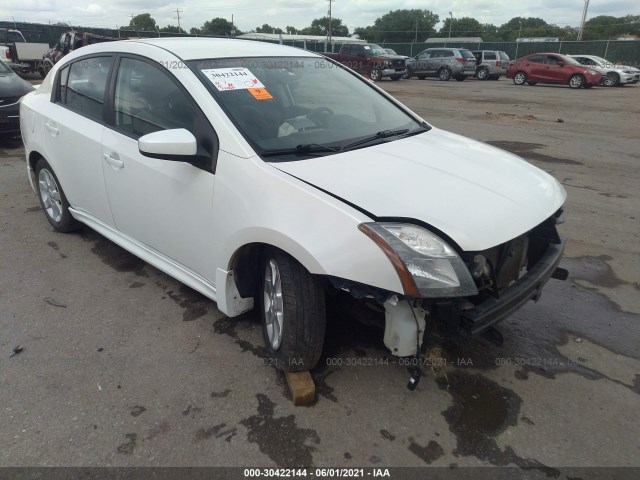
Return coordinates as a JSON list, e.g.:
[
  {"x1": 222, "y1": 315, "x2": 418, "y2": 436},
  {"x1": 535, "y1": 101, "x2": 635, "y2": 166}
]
[
  {"x1": 198, "y1": 18, "x2": 241, "y2": 36},
  {"x1": 354, "y1": 9, "x2": 439, "y2": 43},
  {"x1": 438, "y1": 17, "x2": 483, "y2": 37},
  {"x1": 256, "y1": 24, "x2": 284, "y2": 34},
  {"x1": 125, "y1": 13, "x2": 157, "y2": 32},
  {"x1": 160, "y1": 25, "x2": 182, "y2": 33},
  {"x1": 301, "y1": 17, "x2": 349, "y2": 37},
  {"x1": 581, "y1": 15, "x2": 640, "y2": 40},
  {"x1": 286, "y1": 26, "x2": 298, "y2": 35},
  {"x1": 497, "y1": 17, "x2": 557, "y2": 40}
]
